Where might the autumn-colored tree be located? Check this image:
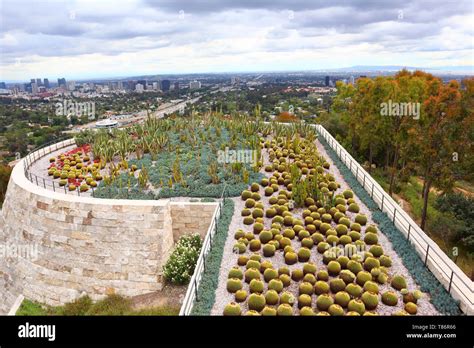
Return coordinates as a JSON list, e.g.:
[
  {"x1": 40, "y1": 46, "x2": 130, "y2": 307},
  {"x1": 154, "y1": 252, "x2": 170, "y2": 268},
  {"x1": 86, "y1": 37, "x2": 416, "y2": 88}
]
[{"x1": 413, "y1": 79, "x2": 466, "y2": 229}]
